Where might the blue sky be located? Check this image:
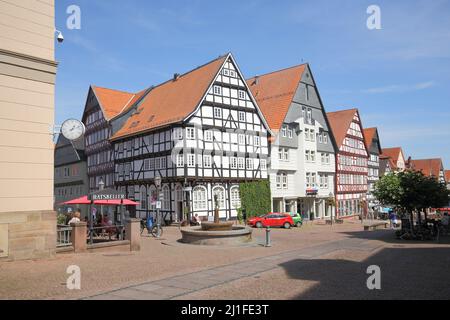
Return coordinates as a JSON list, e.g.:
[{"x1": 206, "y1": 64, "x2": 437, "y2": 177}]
[{"x1": 55, "y1": 0, "x2": 450, "y2": 167}]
